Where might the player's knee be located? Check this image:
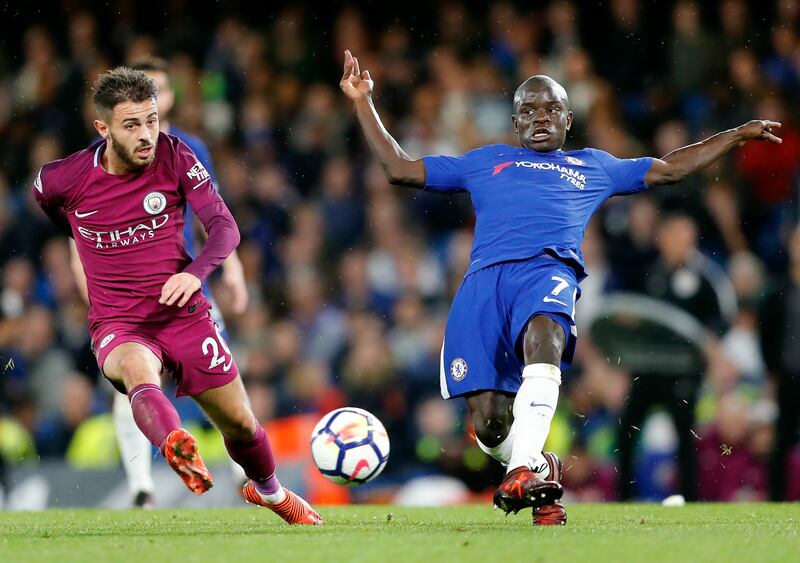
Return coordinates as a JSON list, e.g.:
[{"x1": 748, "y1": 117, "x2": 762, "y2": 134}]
[
  {"x1": 468, "y1": 394, "x2": 513, "y2": 447},
  {"x1": 474, "y1": 414, "x2": 512, "y2": 447},
  {"x1": 523, "y1": 316, "x2": 565, "y2": 365},
  {"x1": 115, "y1": 350, "x2": 160, "y2": 391}
]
